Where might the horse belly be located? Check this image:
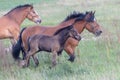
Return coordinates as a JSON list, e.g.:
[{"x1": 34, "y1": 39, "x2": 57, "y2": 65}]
[
  {"x1": 39, "y1": 40, "x2": 52, "y2": 52},
  {"x1": 0, "y1": 29, "x2": 12, "y2": 39}
]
